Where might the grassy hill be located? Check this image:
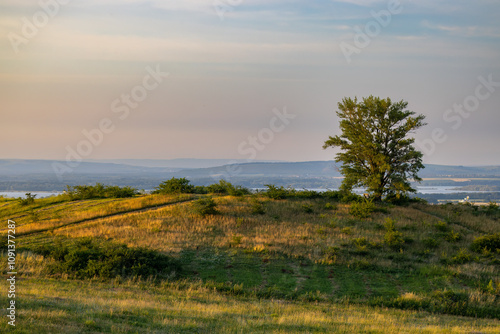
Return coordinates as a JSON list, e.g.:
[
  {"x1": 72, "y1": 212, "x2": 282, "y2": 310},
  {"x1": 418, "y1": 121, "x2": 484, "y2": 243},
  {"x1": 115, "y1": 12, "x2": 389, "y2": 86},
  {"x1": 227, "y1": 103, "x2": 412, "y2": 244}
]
[{"x1": 1, "y1": 190, "x2": 499, "y2": 333}]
